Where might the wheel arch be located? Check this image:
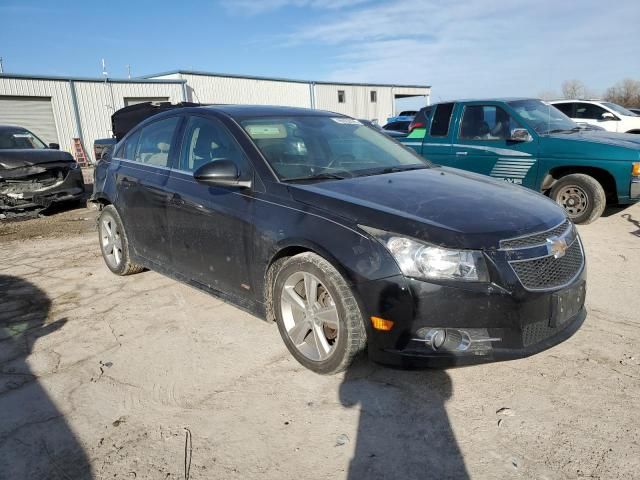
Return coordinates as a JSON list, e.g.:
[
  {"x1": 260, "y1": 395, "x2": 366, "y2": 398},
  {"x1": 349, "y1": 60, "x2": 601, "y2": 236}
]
[
  {"x1": 263, "y1": 240, "x2": 358, "y2": 323},
  {"x1": 542, "y1": 166, "x2": 618, "y2": 203}
]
